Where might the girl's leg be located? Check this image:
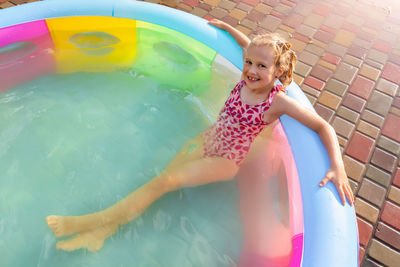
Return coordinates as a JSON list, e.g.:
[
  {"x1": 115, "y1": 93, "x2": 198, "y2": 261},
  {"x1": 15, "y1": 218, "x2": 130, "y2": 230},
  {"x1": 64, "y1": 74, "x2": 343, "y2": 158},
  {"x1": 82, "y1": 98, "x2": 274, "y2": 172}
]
[
  {"x1": 46, "y1": 135, "x2": 238, "y2": 245},
  {"x1": 51, "y1": 157, "x2": 238, "y2": 251}
]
